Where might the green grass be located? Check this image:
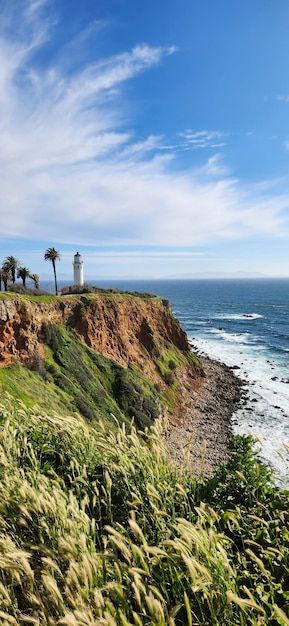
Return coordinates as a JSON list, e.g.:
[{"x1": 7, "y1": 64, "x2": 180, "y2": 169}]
[
  {"x1": 0, "y1": 322, "x2": 167, "y2": 429},
  {"x1": 61, "y1": 285, "x2": 161, "y2": 301},
  {"x1": 41, "y1": 323, "x2": 164, "y2": 428},
  {"x1": 0, "y1": 395, "x2": 288, "y2": 624},
  {"x1": 0, "y1": 286, "x2": 164, "y2": 304},
  {"x1": 156, "y1": 344, "x2": 199, "y2": 376},
  {"x1": 0, "y1": 291, "x2": 57, "y2": 303},
  {"x1": 23, "y1": 294, "x2": 57, "y2": 303},
  {"x1": 154, "y1": 345, "x2": 200, "y2": 411},
  {"x1": 0, "y1": 362, "x2": 72, "y2": 411}
]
